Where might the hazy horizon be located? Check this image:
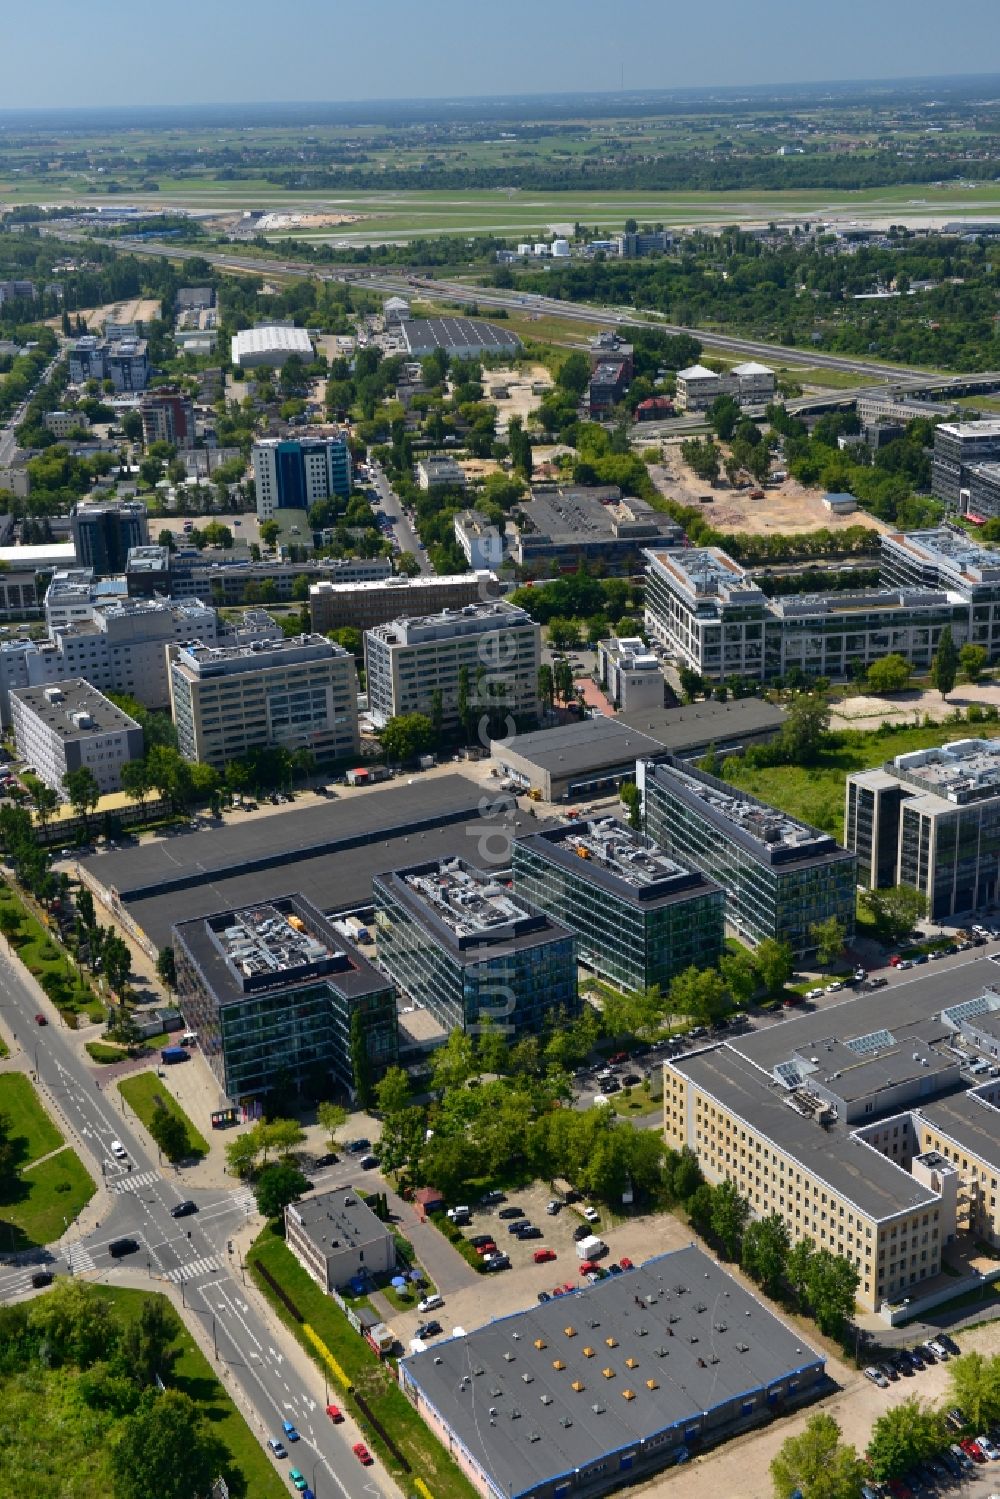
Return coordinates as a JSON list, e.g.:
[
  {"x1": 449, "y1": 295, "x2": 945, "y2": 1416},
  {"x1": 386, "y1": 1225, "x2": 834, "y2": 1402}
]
[{"x1": 4, "y1": 0, "x2": 998, "y2": 111}]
